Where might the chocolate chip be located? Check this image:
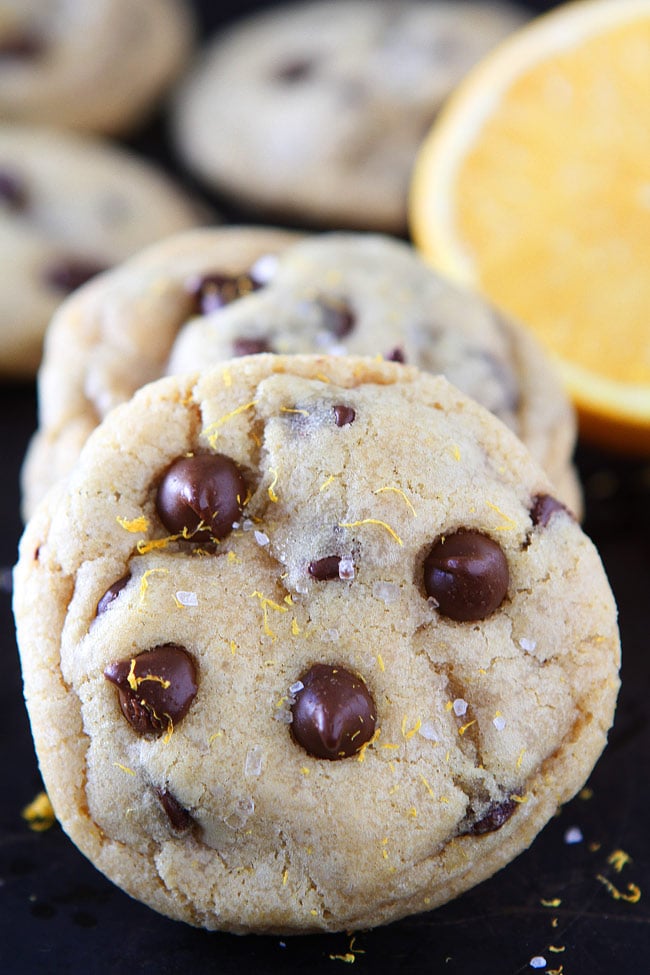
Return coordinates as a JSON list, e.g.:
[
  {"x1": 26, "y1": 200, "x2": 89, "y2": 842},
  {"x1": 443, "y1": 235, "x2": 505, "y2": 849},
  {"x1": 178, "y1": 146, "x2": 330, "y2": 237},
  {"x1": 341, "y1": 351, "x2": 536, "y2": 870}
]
[
  {"x1": 466, "y1": 798, "x2": 517, "y2": 835},
  {"x1": 385, "y1": 346, "x2": 406, "y2": 363},
  {"x1": 156, "y1": 788, "x2": 194, "y2": 832},
  {"x1": 308, "y1": 556, "x2": 342, "y2": 580},
  {"x1": 0, "y1": 33, "x2": 44, "y2": 59},
  {"x1": 530, "y1": 493, "x2": 571, "y2": 527},
  {"x1": 232, "y1": 336, "x2": 273, "y2": 357},
  {"x1": 275, "y1": 57, "x2": 315, "y2": 83},
  {"x1": 332, "y1": 404, "x2": 355, "y2": 427},
  {"x1": 0, "y1": 170, "x2": 28, "y2": 210},
  {"x1": 44, "y1": 258, "x2": 108, "y2": 294},
  {"x1": 104, "y1": 644, "x2": 197, "y2": 736},
  {"x1": 290, "y1": 663, "x2": 376, "y2": 760},
  {"x1": 318, "y1": 297, "x2": 355, "y2": 339},
  {"x1": 96, "y1": 574, "x2": 130, "y2": 616},
  {"x1": 187, "y1": 272, "x2": 262, "y2": 315},
  {"x1": 423, "y1": 530, "x2": 509, "y2": 621},
  {"x1": 156, "y1": 453, "x2": 247, "y2": 541}
]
